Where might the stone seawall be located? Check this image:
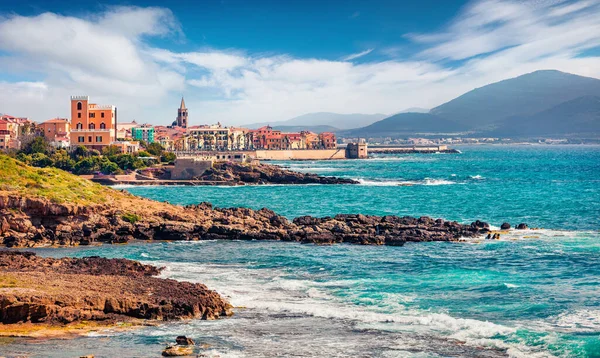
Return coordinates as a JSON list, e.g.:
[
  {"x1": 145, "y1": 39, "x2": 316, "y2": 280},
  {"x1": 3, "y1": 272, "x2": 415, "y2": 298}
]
[{"x1": 253, "y1": 149, "x2": 347, "y2": 160}]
